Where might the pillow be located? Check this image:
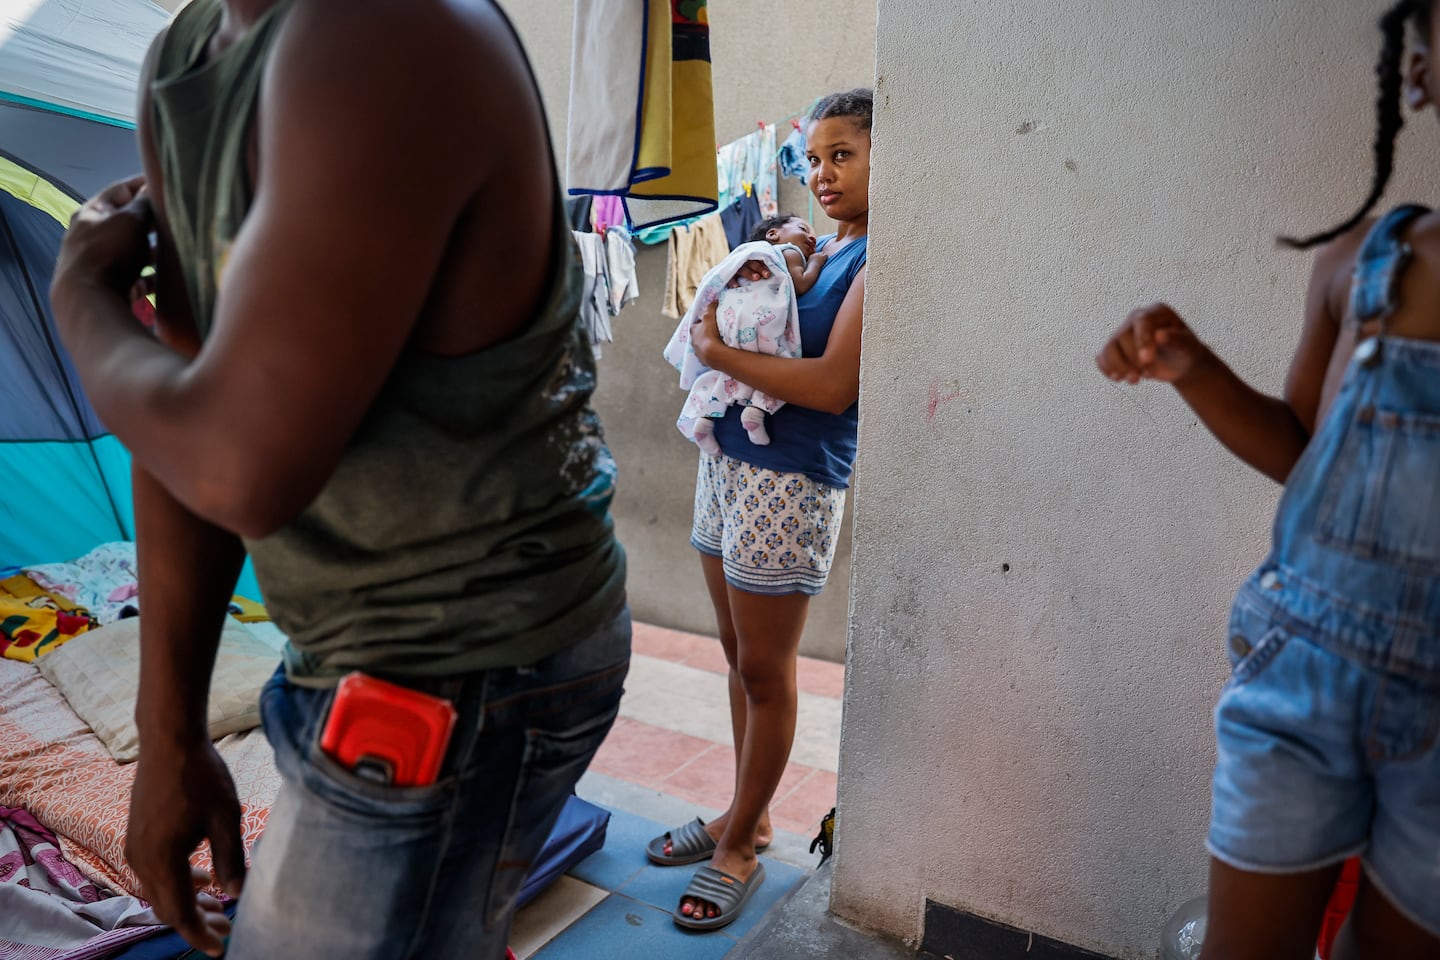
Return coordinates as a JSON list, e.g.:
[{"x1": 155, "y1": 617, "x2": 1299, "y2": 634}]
[{"x1": 37, "y1": 618, "x2": 280, "y2": 763}]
